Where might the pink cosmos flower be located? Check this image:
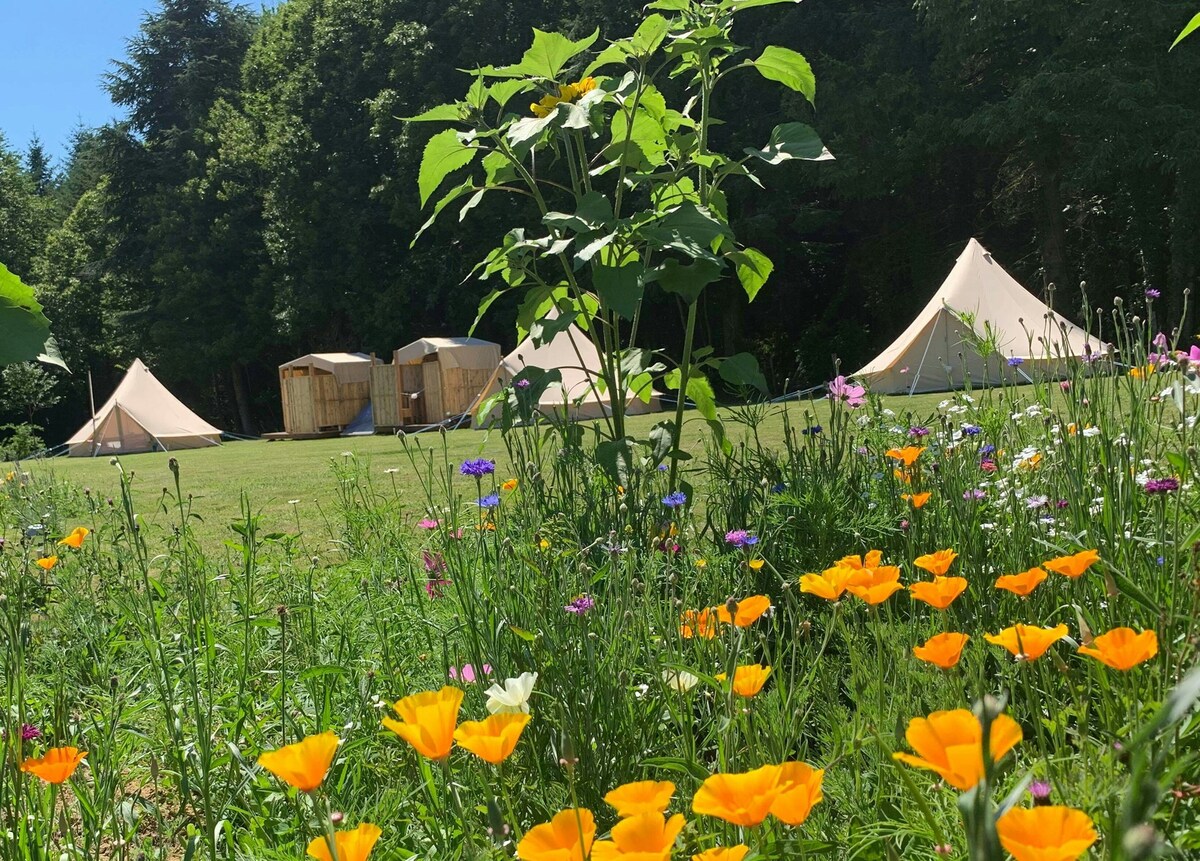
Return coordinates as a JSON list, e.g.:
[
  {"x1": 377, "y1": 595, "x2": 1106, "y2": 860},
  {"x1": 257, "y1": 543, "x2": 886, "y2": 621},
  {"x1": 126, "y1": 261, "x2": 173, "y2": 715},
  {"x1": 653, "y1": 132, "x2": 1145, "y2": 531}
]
[
  {"x1": 827, "y1": 375, "x2": 866, "y2": 408},
  {"x1": 418, "y1": 518, "x2": 441, "y2": 530},
  {"x1": 449, "y1": 663, "x2": 492, "y2": 682}
]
